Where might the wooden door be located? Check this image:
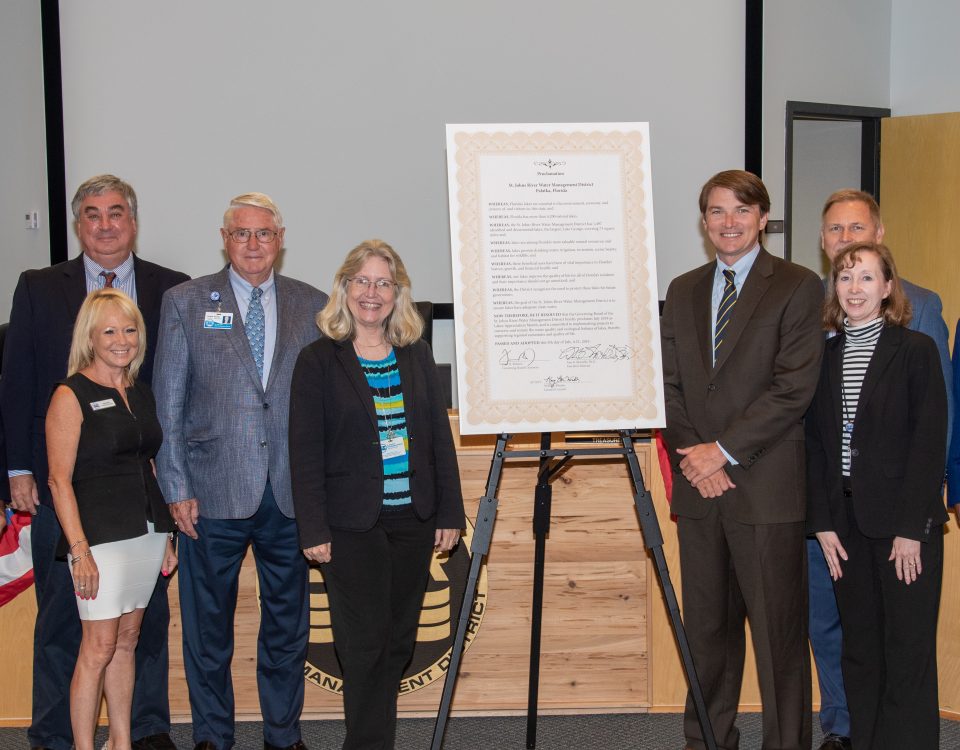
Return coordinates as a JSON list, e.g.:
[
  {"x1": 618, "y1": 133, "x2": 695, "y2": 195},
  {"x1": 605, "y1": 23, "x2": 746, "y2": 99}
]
[{"x1": 880, "y1": 110, "x2": 960, "y2": 715}]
